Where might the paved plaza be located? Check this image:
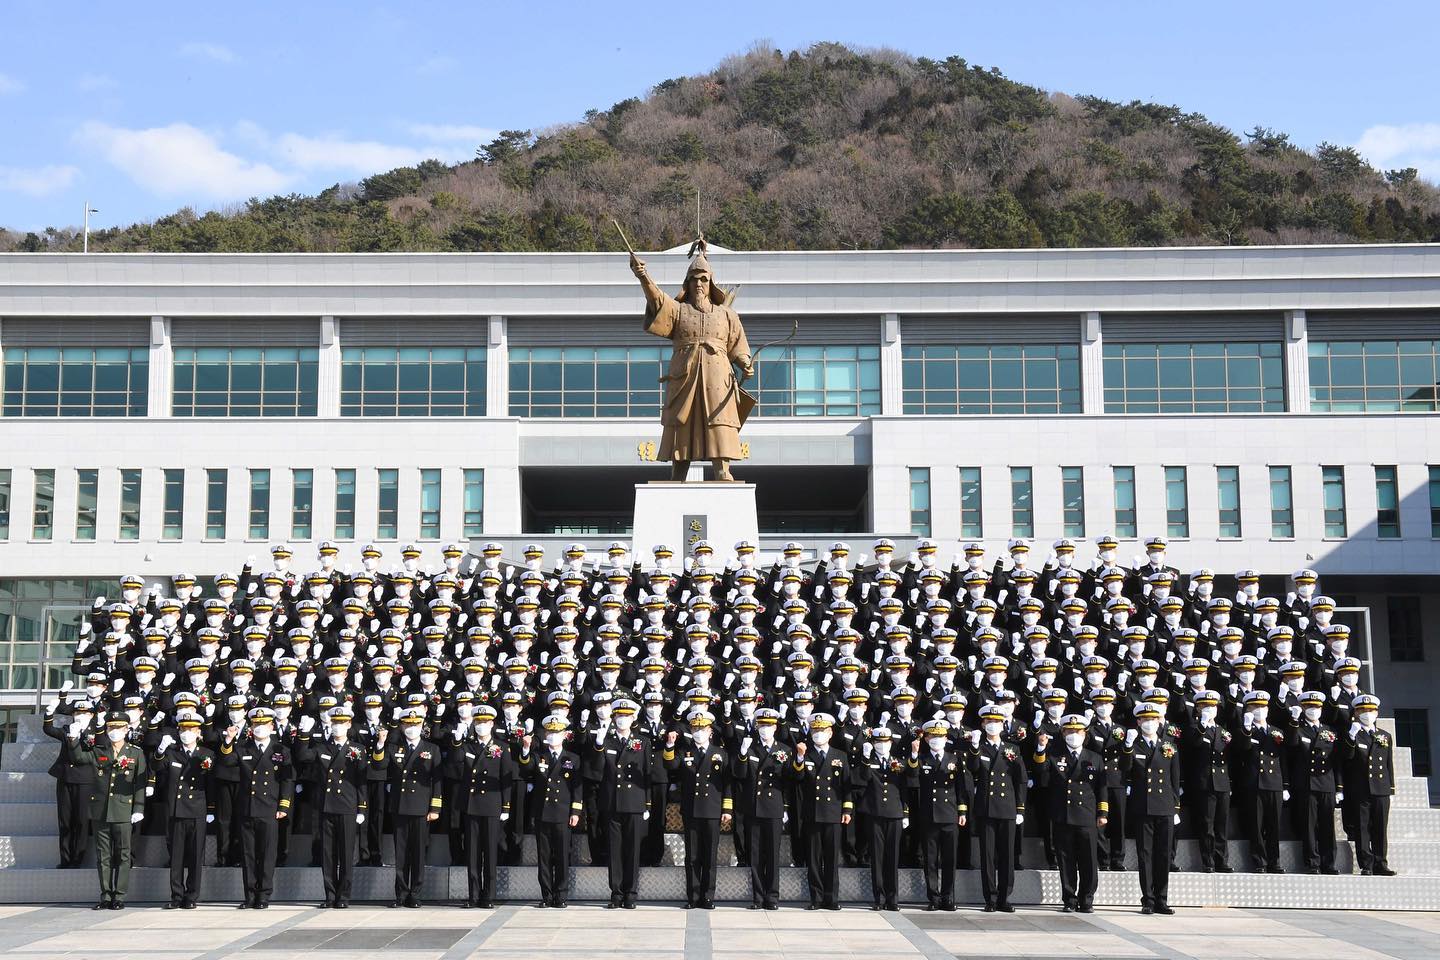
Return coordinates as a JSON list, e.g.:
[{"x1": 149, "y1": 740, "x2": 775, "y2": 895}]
[{"x1": 0, "y1": 901, "x2": 1434, "y2": 960}]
